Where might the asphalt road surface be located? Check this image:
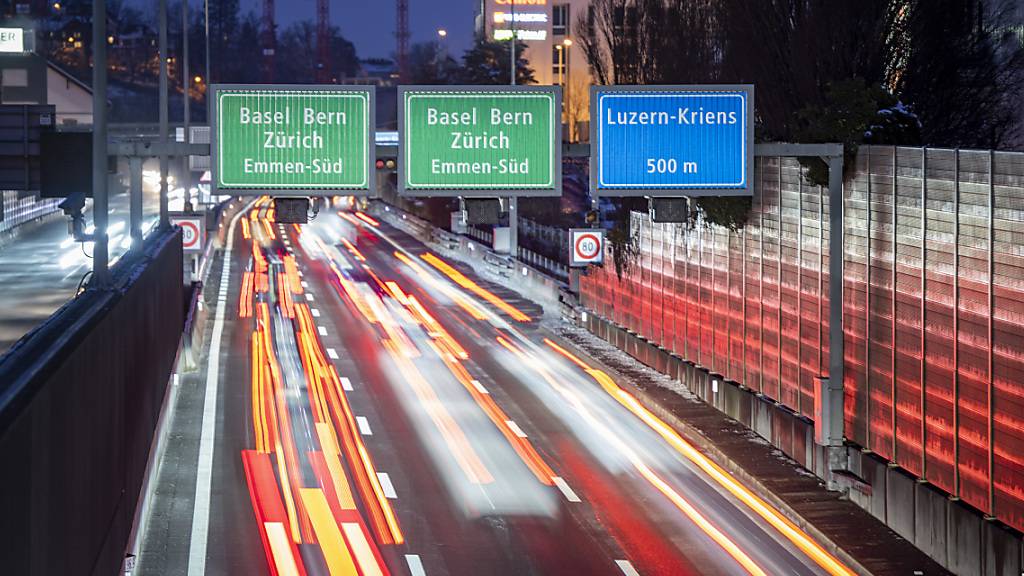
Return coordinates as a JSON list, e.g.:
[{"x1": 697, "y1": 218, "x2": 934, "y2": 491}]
[
  {"x1": 0, "y1": 178, "x2": 188, "y2": 354},
  {"x1": 140, "y1": 199, "x2": 856, "y2": 576}
]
